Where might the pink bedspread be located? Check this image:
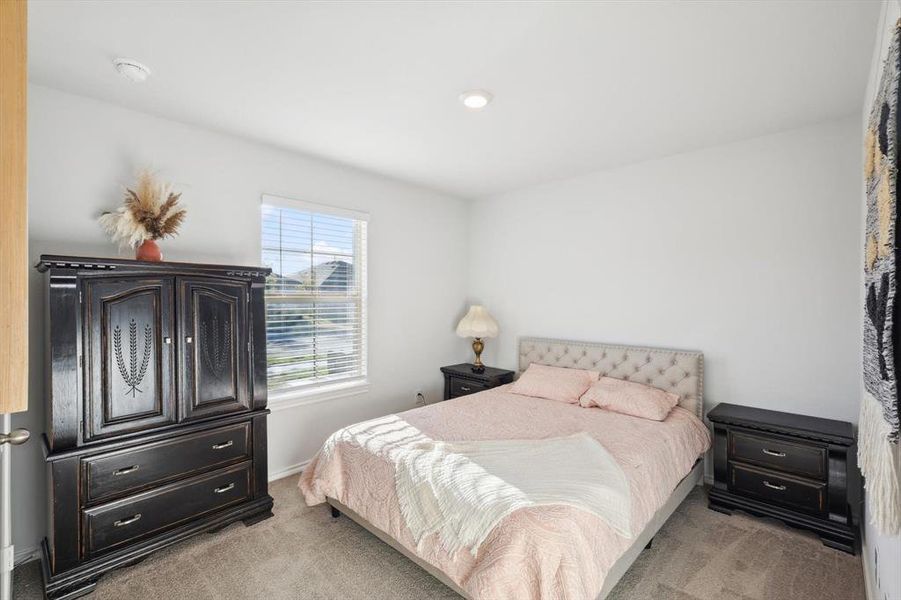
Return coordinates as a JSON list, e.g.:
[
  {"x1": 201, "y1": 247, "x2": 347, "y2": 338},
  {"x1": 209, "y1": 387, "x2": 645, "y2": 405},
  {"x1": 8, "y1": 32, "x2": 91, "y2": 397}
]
[{"x1": 298, "y1": 385, "x2": 710, "y2": 600}]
